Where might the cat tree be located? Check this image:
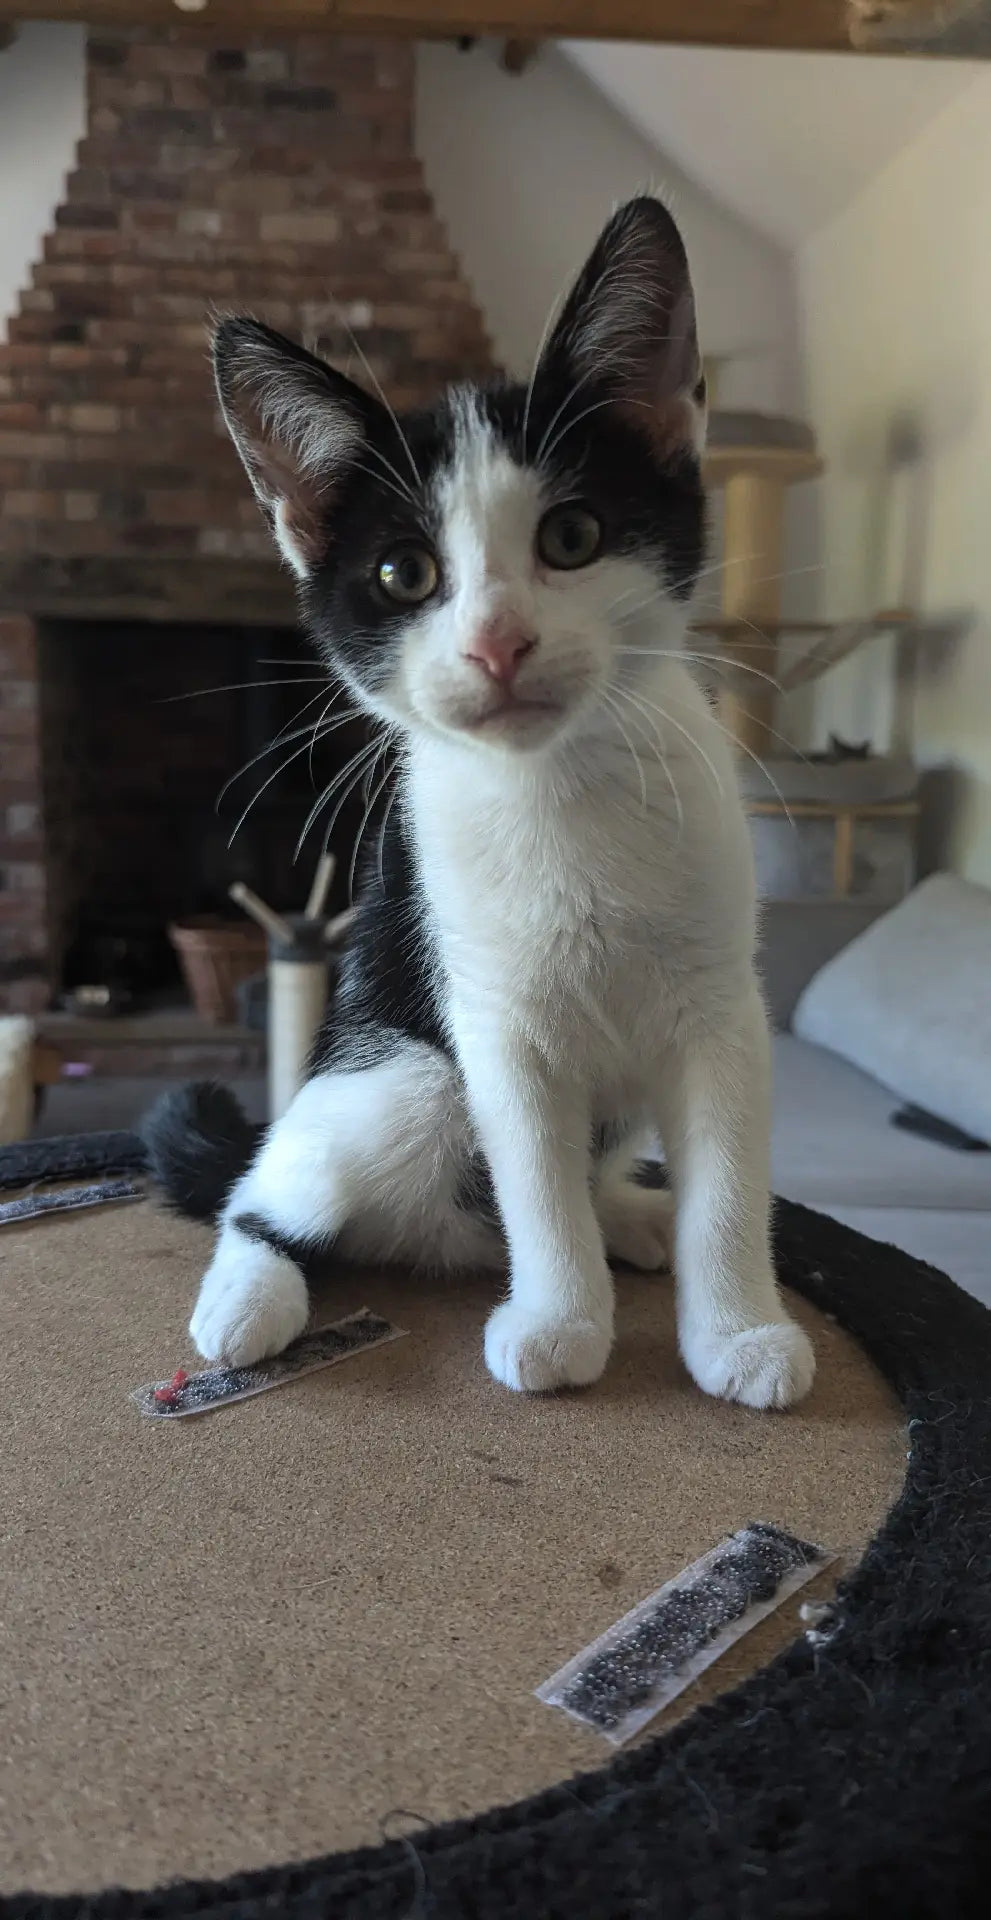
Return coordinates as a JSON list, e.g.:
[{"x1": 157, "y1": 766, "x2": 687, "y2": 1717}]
[{"x1": 701, "y1": 412, "x2": 918, "y2": 903}]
